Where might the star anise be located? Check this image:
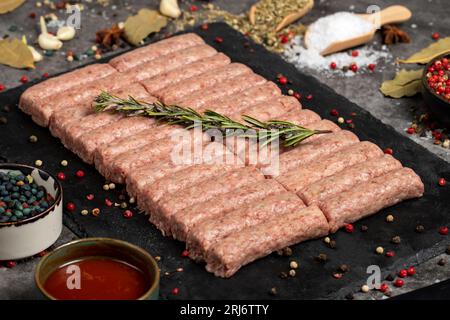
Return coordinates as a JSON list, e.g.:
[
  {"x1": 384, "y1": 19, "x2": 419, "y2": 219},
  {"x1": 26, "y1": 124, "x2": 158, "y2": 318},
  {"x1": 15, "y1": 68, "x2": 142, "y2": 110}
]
[
  {"x1": 95, "y1": 24, "x2": 124, "y2": 49},
  {"x1": 382, "y1": 25, "x2": 411, "y2": 45}
]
